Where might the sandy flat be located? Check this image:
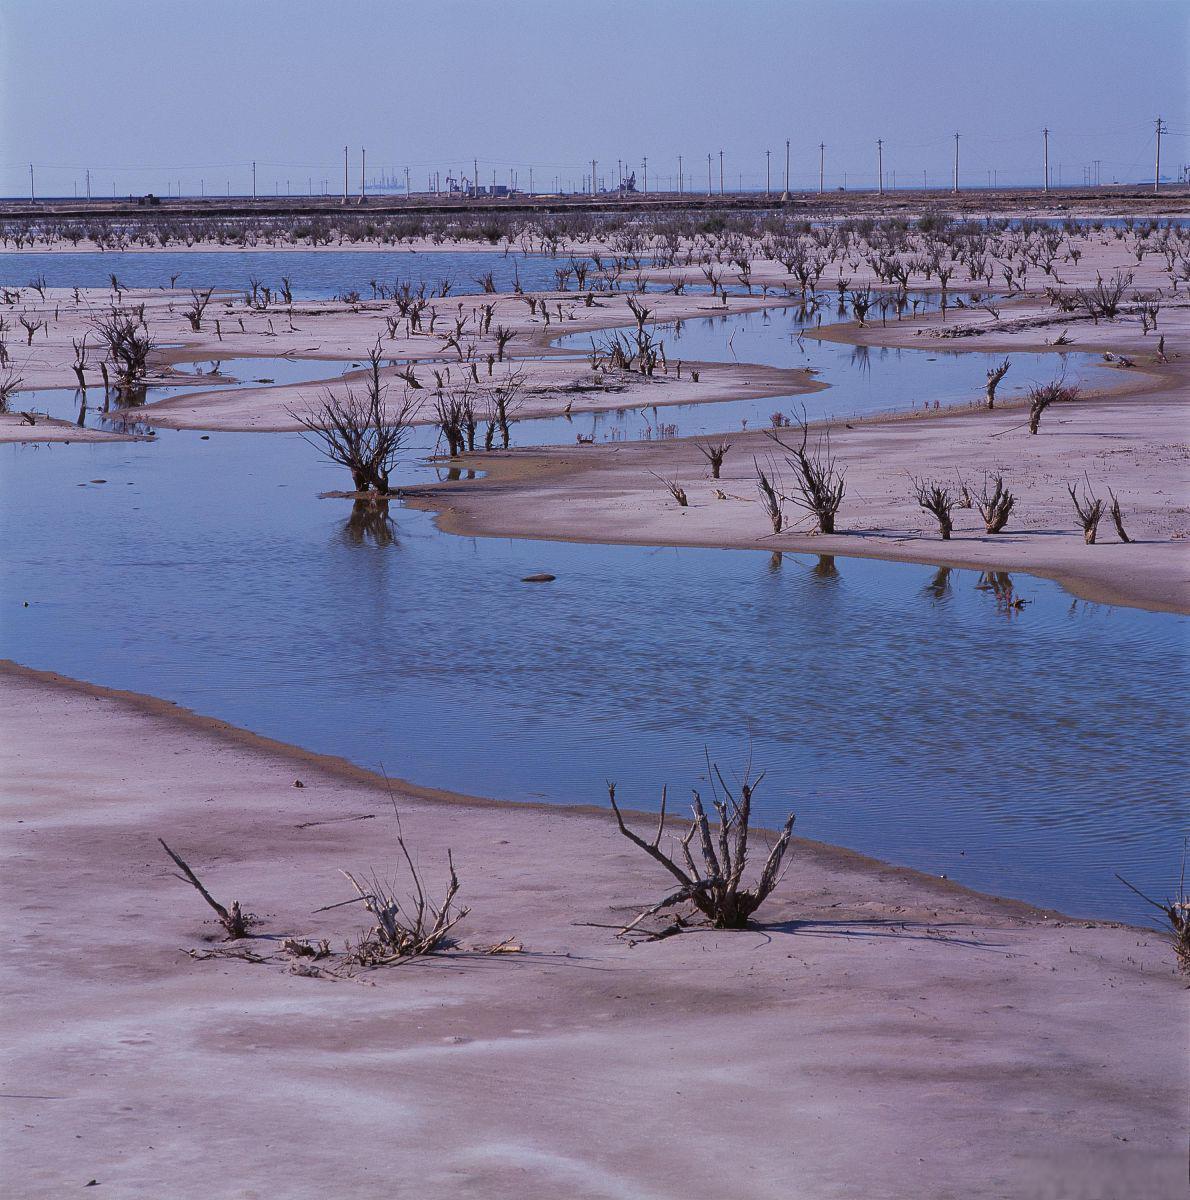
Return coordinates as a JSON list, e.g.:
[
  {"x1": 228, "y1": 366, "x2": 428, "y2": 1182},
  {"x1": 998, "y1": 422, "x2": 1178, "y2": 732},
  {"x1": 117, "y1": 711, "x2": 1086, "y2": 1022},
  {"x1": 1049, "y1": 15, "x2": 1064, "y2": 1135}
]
[
  {"x1": 1, "y1": 663, "x2": 1185, "y2": 1200},
  {"x1": 0, "y1": 412, "x2": 142, "y2": 443}
]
